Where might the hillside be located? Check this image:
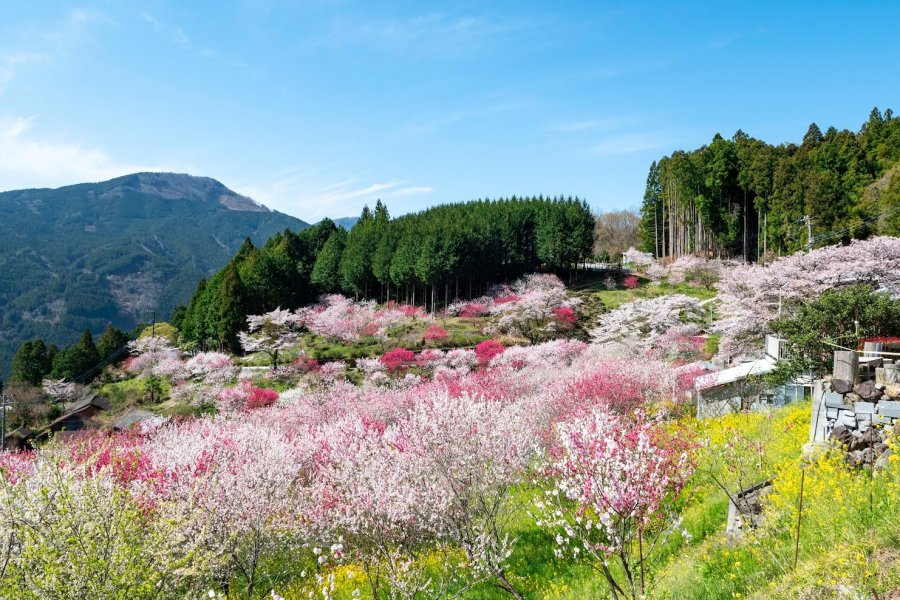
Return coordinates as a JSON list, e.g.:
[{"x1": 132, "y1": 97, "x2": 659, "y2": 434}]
[{"x1": 0, "y1": 172, "x2": 308, "y2": 380}]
